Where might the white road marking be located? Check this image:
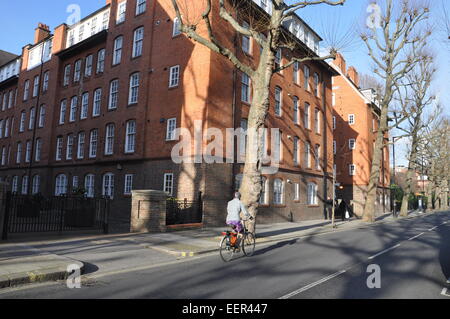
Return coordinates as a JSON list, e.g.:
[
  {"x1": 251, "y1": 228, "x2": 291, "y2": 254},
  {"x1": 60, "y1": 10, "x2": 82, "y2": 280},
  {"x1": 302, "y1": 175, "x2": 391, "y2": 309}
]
[
  {"x1": 279, "y1": 270, "x2": 347, "y2": 299},
  {"x1": 368, "y1": 244, "x2": 401, "y2": 260},
  {"x1": 429, "y1": 226, "x2": 438, "y2": 231},
  {"x1": 441, "y1": 288, "x2": 450, "y2": 297},
  {"x1": 408, "y1": 233, "x2": 425, "y2": 241}
]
